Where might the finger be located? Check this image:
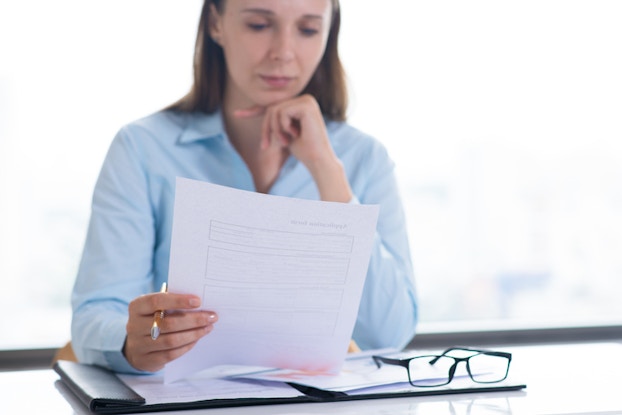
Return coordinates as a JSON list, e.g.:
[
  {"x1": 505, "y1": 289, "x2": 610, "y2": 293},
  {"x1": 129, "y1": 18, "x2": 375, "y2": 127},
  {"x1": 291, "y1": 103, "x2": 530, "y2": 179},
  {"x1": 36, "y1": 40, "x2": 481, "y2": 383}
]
[
  {"x1": 154, "y1": 310, "x2": 218, "y2": 337},
  {"x1": 140, "y1": 338, "x2": 203, "y2": 372},
  {"x1": 130, "y1": 292, "x2": 201, "y2": 316},
  {"x1": 126, "y1": 308, "x2": 217, "y2": 341},
  {"x1": 260, "y1": 108, "x2": 272, "y2": 150},
  {"x1": 278, "y1": 108, "x2": 300, "y2": 142},
  {"x1": 125, "y1": 314, "x2": 216, "y2": 370},
  {"x1": 150, "y1": 321, "x2": 216, "y2": 353},
  {"x1": 127, "y1": 332, "x2": 205, "y2": 372},
  {"x1": 269, "y1": 107, "x2": 289, "y2": 147},
  {"x1": 233, "y1": 105, "x2": 265, "y2": 118}
]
